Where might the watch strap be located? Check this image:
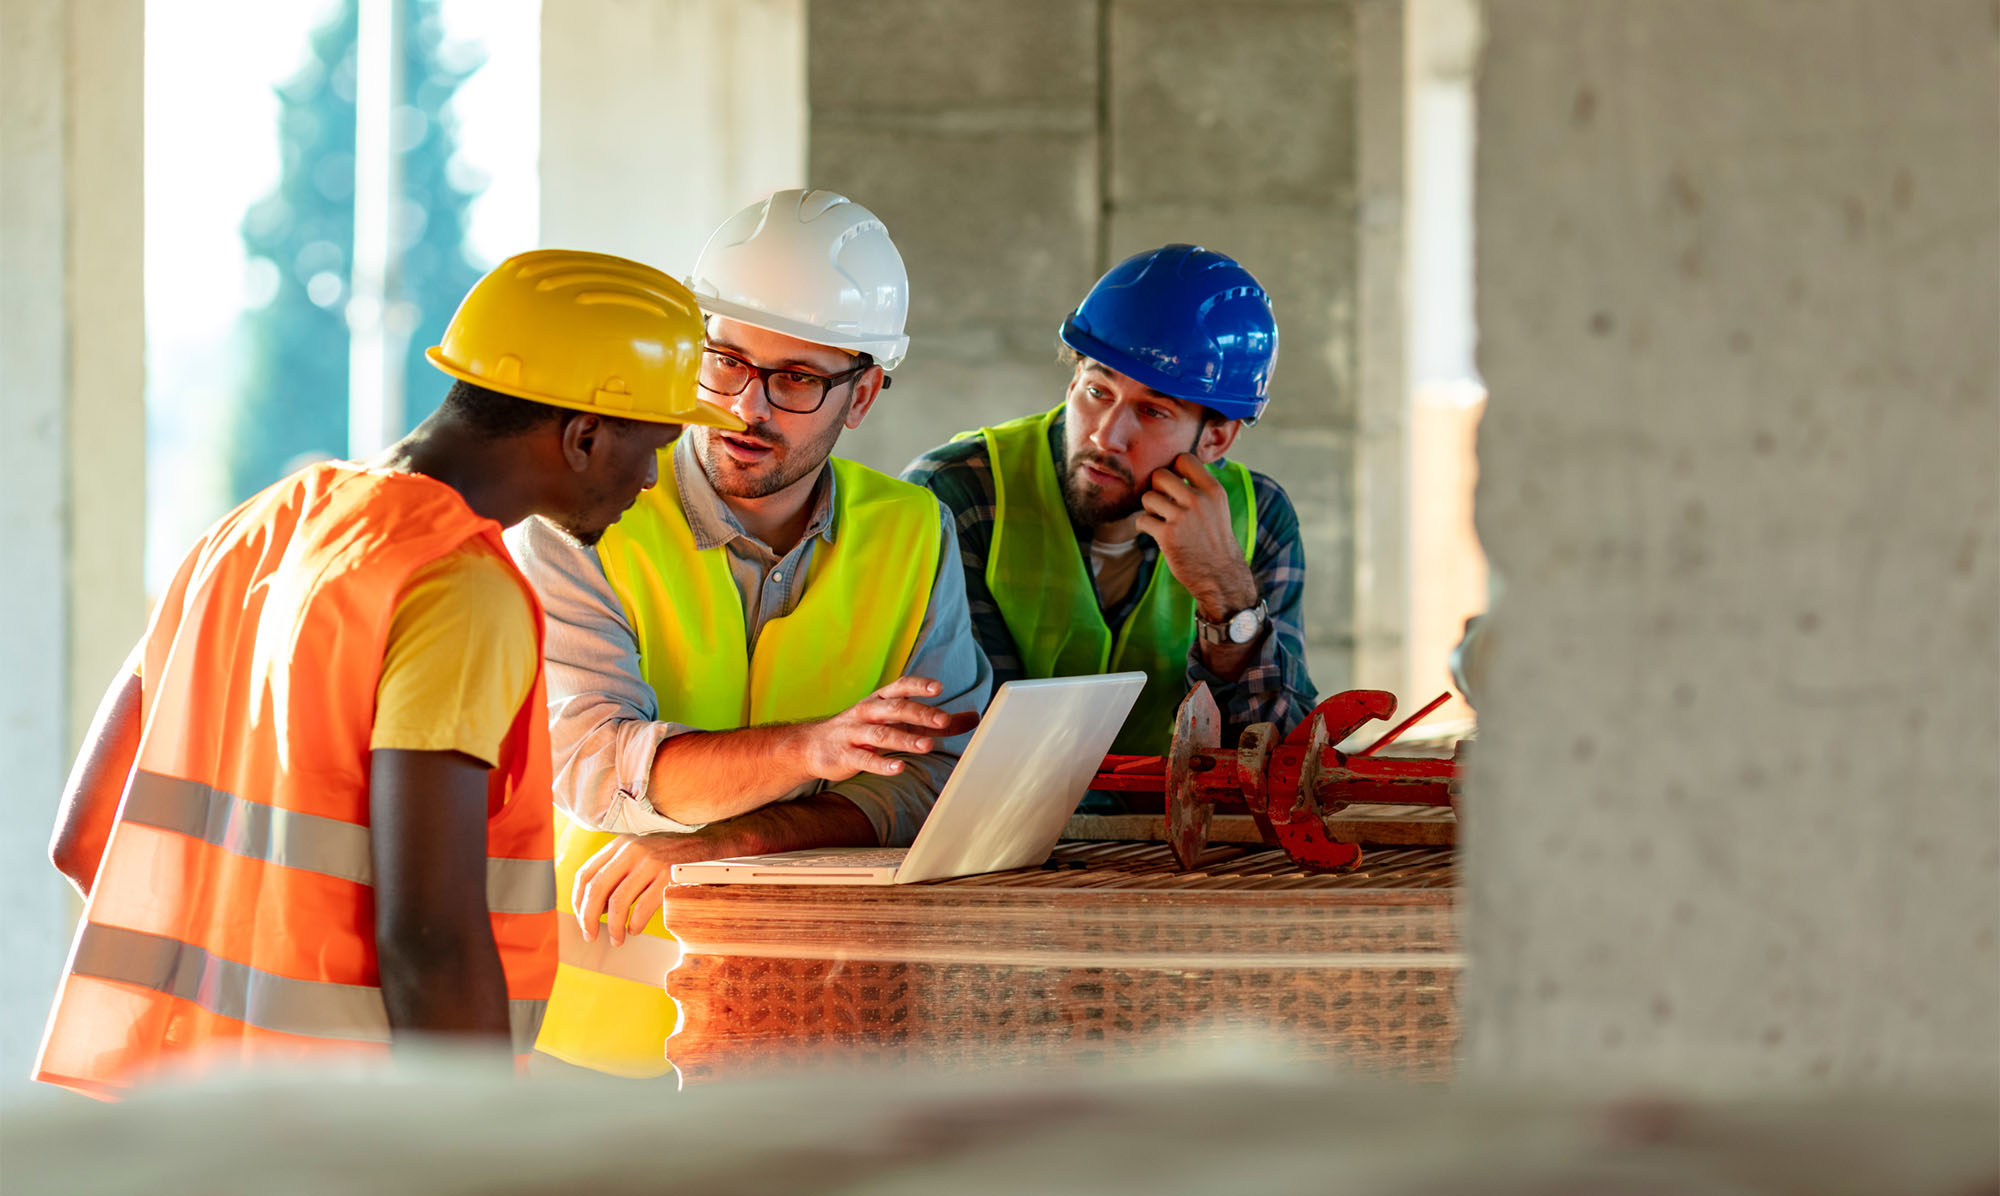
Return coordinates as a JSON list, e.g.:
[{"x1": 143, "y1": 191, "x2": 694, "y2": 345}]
[{"x1": 1198, "y1": 598, "x2": 1267, "y2": 646}]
